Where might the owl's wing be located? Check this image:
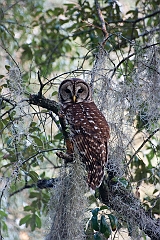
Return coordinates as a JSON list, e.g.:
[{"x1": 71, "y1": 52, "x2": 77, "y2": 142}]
[
  {"x1": 74, "y1": 133, "x2": 108, "y2": 190},
  {"x1": 66, "y1": 102, "x2": 110, "y2": 190}
]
